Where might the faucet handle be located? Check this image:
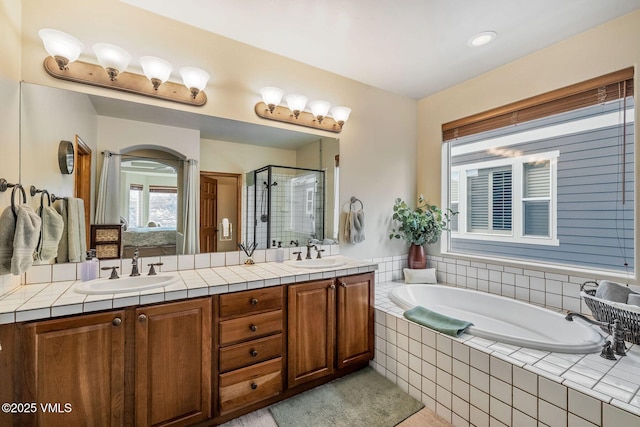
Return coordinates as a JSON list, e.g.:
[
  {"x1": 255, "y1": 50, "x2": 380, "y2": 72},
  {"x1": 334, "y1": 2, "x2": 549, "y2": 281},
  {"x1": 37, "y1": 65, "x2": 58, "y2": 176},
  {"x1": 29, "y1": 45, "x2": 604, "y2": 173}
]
[
  {"x1": 147, "y1": 262, "x2": 164, "y2": 276},
  {"x1": 314, "y1": 246, "x2": 325, "y2": 259},
  {"x1": 292, "y1": 251, "x2": 302, "y2": 261},
  {"x1": 101, "y1": 266, "x2": 120, "y2": 279}
]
